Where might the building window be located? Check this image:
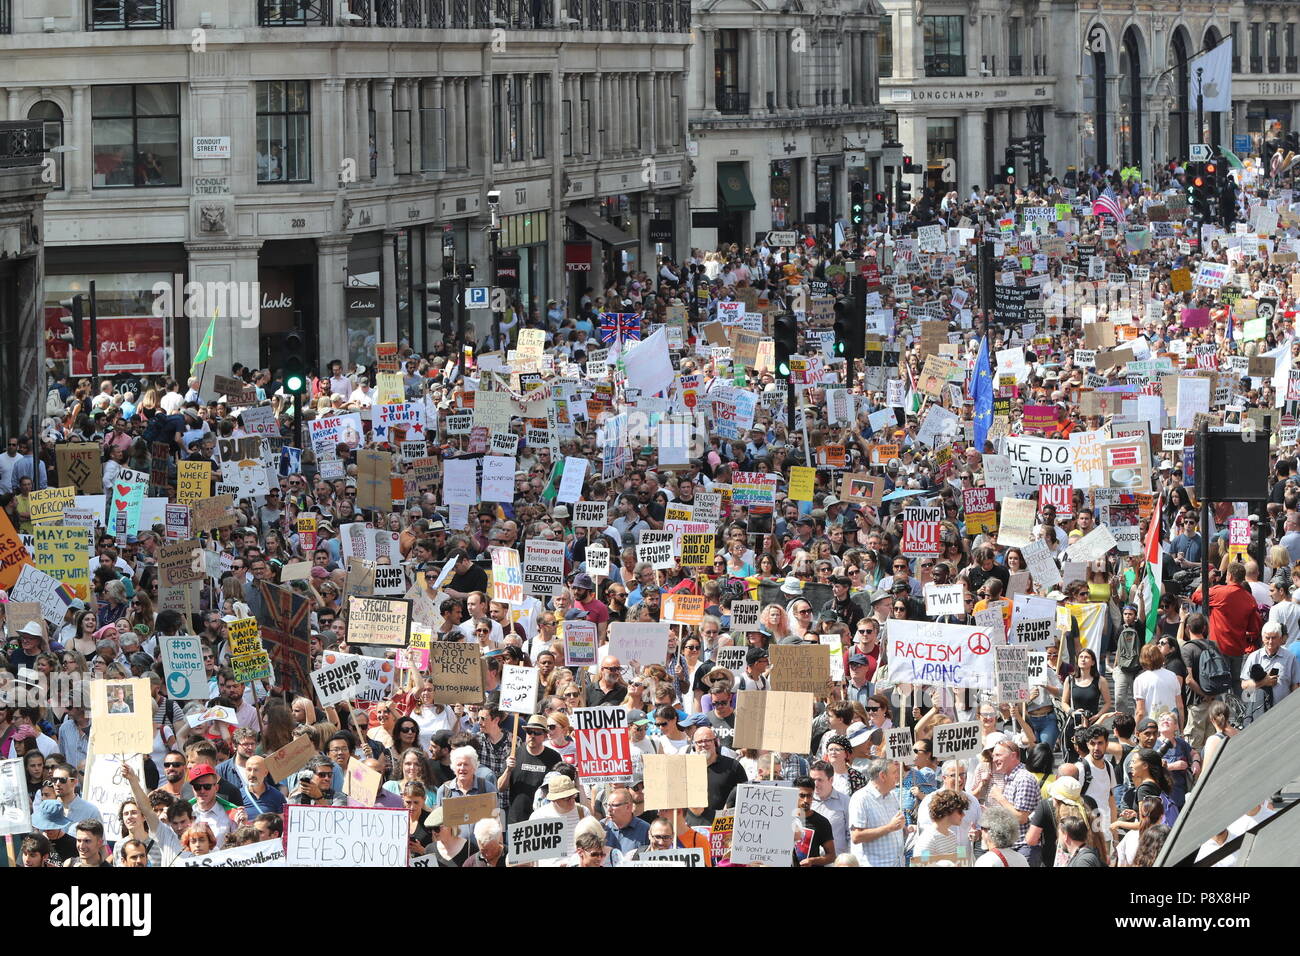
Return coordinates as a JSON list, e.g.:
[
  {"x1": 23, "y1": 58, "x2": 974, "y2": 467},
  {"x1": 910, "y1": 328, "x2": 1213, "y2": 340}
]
[
  {"x1": 878, "y1": 16, "x2": 893, "y2": 77},
  {"x1": 510, "y1": 75, "x2": 525, "y2": 162},
  {"x1": 1250, "y1": 23, "x2": 1261, "y2": 72},
  {"x1": 29, "y1": 100, "x2": 63, "y2": 190},
  {"x1": 418, "y1": 83, "x2": 446, "y2": 172},
  {"x1": 492, "y1": 76, "x2": 506, "y2": 164},
  {"x1": 89, "y1": 0, "x2": 173, "y2": 29},
  {"x1": 255, "y1": 80, "x2": 310, "y2": 184},
  {"x1": 1009, "y1": 18, "x2": 1022, "y2": 75},
  {"x1": 91, "y1": 84, "x2": 180, "y2": 188},
  {"x1": 532, "y1": 74, "x2": 547, "y2": 160},
  {"x1": 715, "y1": 29, "x2": 747, "y2": 113},
  {"x1": 562, "y1": 98, "x2": 572, "y2": 157},
  {"x1": 924, "y1": 15, "x2": 965, "y2": 77}
]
